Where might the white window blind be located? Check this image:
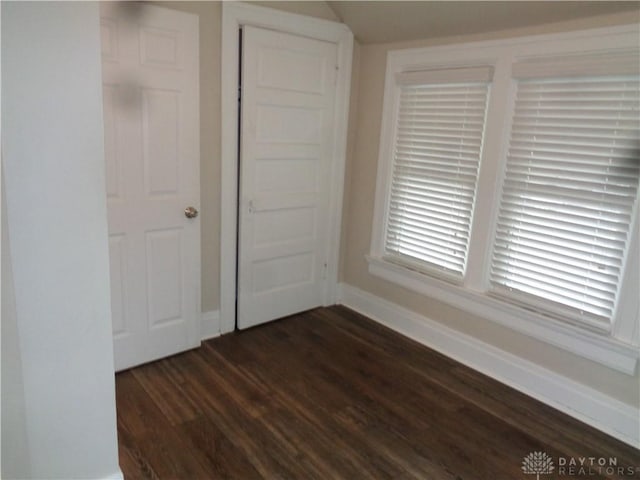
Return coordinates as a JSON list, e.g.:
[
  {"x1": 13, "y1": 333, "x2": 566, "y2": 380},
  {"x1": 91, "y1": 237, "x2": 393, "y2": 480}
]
[
  {"x1": 384, "y1": 67, "x2": 492, "y2": 278},
  {"x1": 491, "y1": 74, "x2": 640, "y2": 328}
]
